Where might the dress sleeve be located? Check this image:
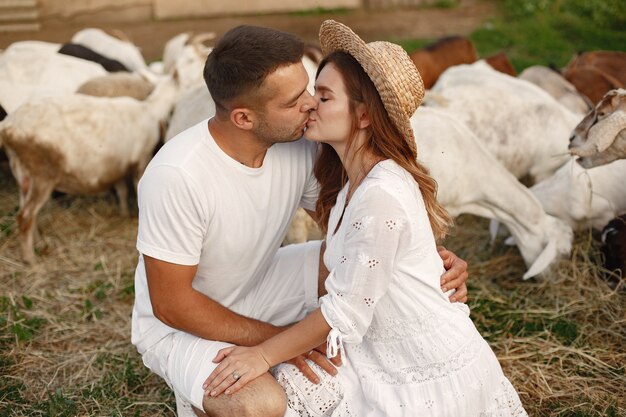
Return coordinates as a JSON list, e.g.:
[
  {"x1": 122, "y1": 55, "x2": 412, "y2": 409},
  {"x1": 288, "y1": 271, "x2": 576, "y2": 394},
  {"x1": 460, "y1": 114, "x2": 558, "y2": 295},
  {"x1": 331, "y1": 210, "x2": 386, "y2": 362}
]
[
  {"x1": 319, "y1": 184, "x2": 409, "y2": 351},
  {"x1": 136, "y1": 164, "x2": 209, "y2": 265}
]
